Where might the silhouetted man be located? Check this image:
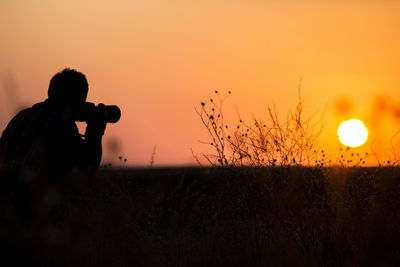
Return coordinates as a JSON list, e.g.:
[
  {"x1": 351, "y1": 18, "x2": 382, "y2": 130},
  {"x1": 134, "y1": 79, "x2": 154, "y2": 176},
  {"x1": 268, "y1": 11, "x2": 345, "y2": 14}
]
[
  {"x1": 0, "y1": 68, "x2": 108, "y2": 221},
  {"x1": 0, "y1": 68, "x2": 115, "y2": 265}
]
